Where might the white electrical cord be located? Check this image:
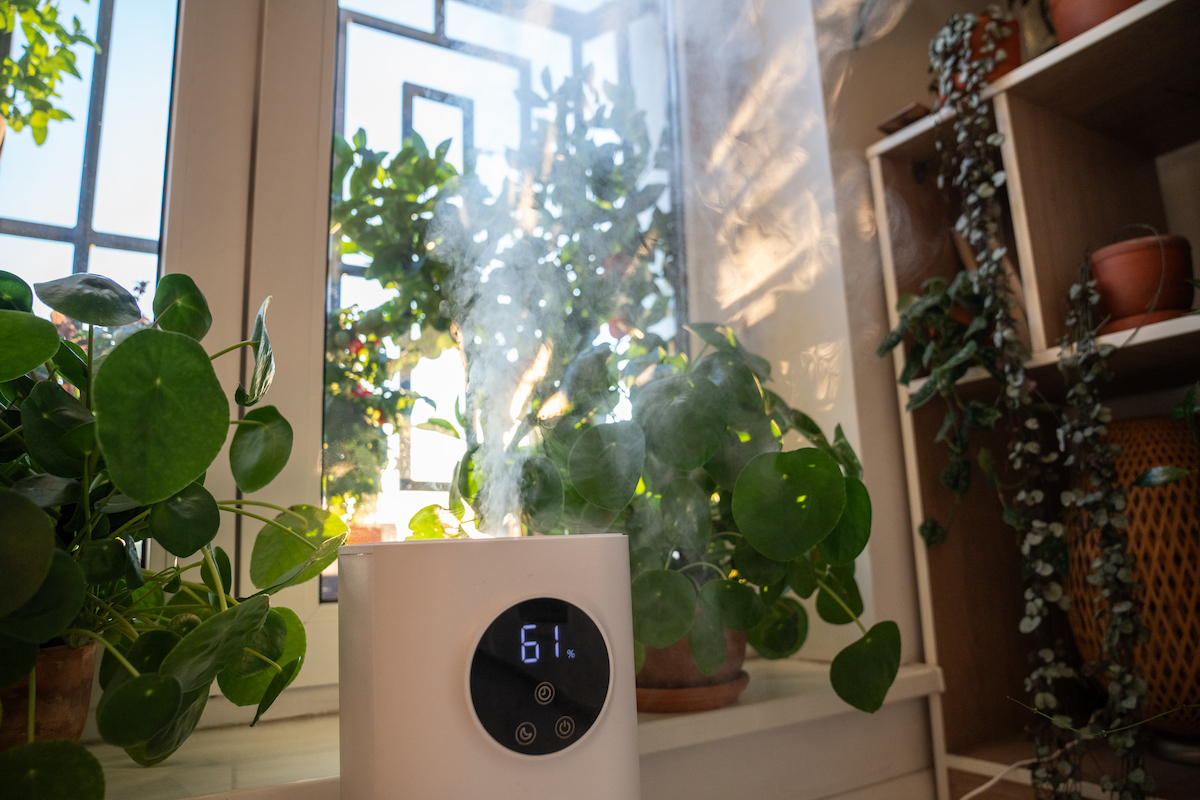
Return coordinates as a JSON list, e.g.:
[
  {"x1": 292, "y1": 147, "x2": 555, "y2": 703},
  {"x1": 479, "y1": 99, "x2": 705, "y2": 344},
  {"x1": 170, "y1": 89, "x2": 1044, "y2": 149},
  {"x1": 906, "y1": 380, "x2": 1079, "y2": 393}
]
[{"x1": 957, "y1": 746, "x2": 1065, "y2": 800}]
